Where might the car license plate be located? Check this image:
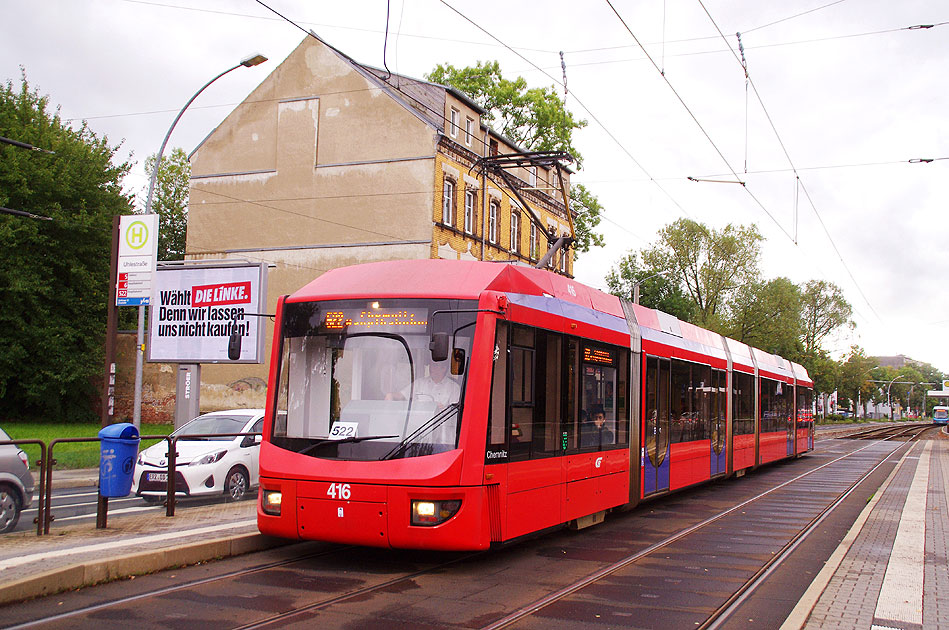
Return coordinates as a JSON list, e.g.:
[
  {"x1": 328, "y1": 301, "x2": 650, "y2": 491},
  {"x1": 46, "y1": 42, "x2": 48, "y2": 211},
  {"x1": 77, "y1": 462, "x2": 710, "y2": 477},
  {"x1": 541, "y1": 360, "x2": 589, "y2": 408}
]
[{"x1": 147, "y1": 472, "x2": 168, "y2": 483}]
